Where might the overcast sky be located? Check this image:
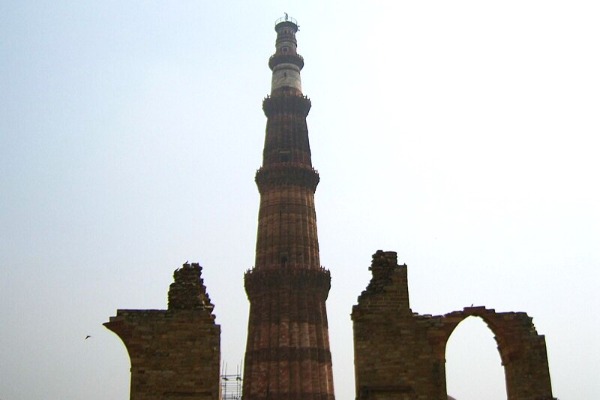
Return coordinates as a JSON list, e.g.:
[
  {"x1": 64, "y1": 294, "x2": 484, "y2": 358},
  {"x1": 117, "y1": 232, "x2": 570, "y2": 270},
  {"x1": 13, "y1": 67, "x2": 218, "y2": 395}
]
[{"x1": 1, "y1": 1, "x2": 599, "y2": 400}]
